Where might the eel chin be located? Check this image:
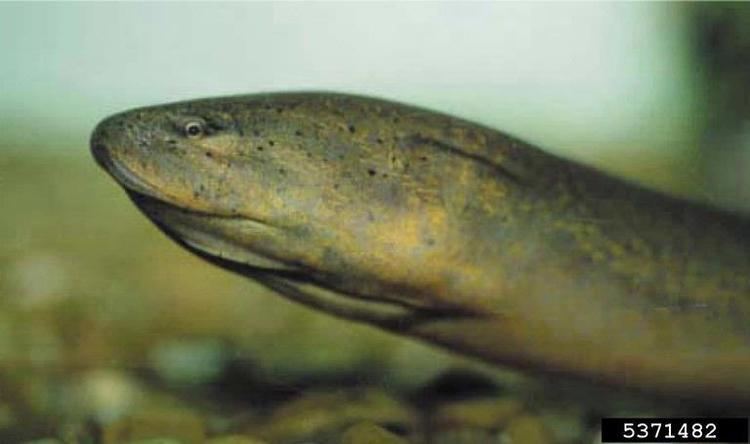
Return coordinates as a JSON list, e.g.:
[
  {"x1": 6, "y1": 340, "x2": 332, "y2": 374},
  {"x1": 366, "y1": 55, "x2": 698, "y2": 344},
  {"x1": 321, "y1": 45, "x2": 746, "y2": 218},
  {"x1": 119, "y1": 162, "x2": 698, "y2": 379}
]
[{"x1": 125, "y1": 190, "x2": 422, "y2": 327}]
